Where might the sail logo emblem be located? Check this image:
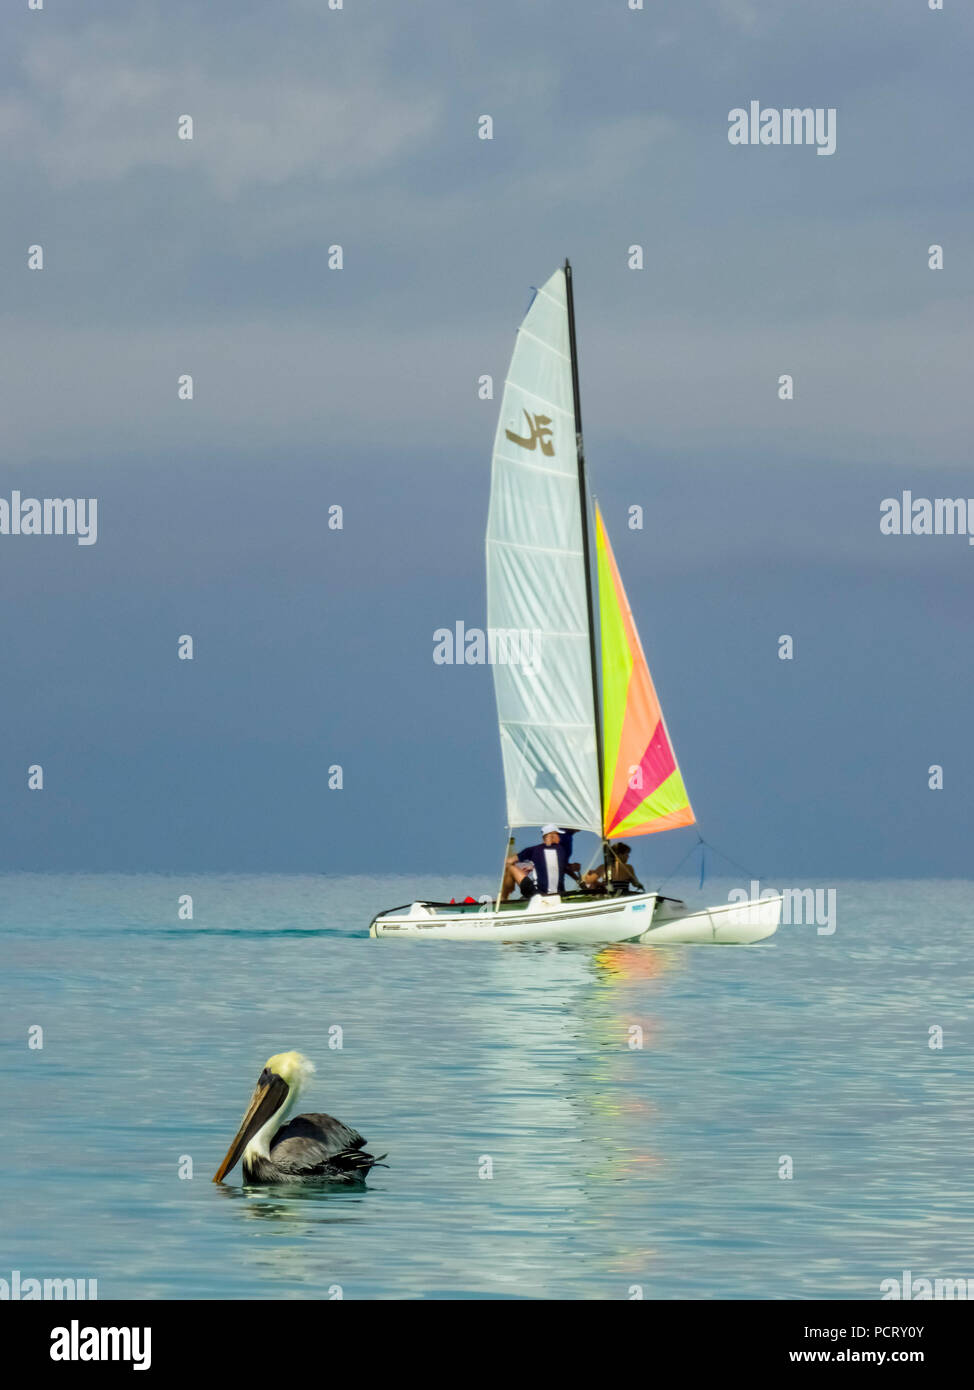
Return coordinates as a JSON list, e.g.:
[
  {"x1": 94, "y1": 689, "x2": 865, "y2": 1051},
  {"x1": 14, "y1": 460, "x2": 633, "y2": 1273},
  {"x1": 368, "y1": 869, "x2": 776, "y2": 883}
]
[{"x1": 505, "y1": 410, "x2": 554, "y2": 456}]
